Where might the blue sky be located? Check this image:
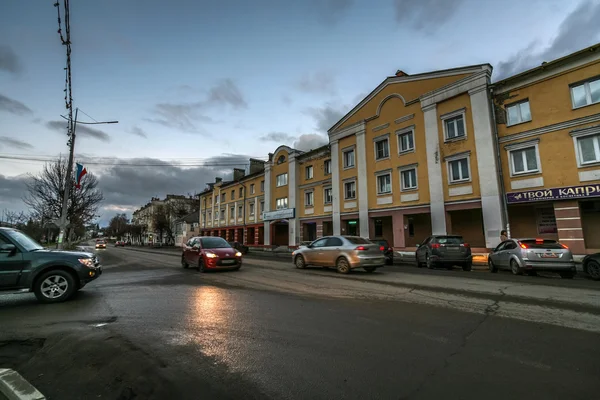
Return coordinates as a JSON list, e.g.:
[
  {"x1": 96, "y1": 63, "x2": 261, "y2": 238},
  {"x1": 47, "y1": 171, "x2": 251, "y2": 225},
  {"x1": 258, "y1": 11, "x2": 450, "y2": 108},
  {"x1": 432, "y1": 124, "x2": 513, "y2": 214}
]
[{"x1": 1, "y1": 0, "x2": 599, "y2": 223}]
